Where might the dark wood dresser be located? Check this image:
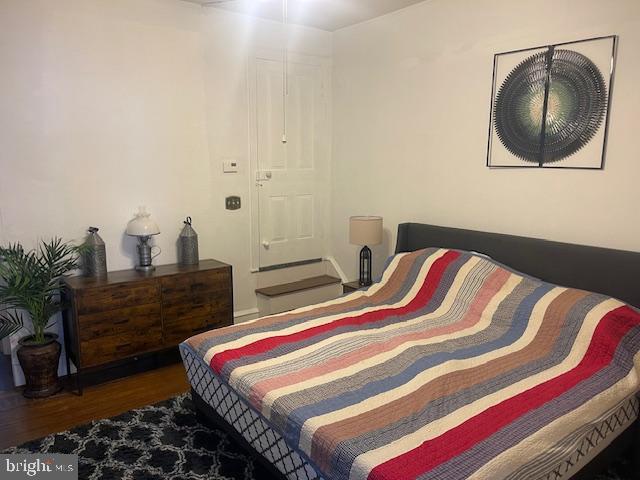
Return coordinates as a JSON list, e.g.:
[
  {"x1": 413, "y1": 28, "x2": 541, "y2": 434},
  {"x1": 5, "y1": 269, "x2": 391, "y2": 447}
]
[{"x1": 62, "y1": 259, "x2": 232, "y2": 393}]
